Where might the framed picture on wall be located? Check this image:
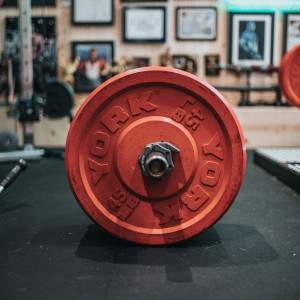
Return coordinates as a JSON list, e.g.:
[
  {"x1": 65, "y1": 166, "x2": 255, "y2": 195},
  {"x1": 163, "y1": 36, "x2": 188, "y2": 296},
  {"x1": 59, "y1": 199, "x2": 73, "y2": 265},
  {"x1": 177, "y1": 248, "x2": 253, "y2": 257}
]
[
  {"x1": 172, "y1": 55, "x2": 198, "y2": 74},
  {"x1": 176, "y1": 7, "x2": 217, "y2": 40},
  {"x1": 1, "y1": 0, "x2": 56, "y2": 7},
  {"x1": 72, "y1": 0, "x2": 114, "y2": 25},
  {"x1": 121, "y1": 0, "x2": 167, "y2": 2},
  {"x1": 205, "y1": 54, "x2": 220, "y2": 76},
  {"x1": 5, "y1": 17, "x2": 57, "y2": 93},
  {"x1": 123, "y1": 6, "x2": 166, "y2": 43},
  {"x1": 282, "y1": 12, "x2": 300, "y2": 55},
  {"x1": 228, "y1": 12, "x2": 274, "y2": 67},
  {"x1": 72, "y1": 41, "x2": 114, "y2": 92}
]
